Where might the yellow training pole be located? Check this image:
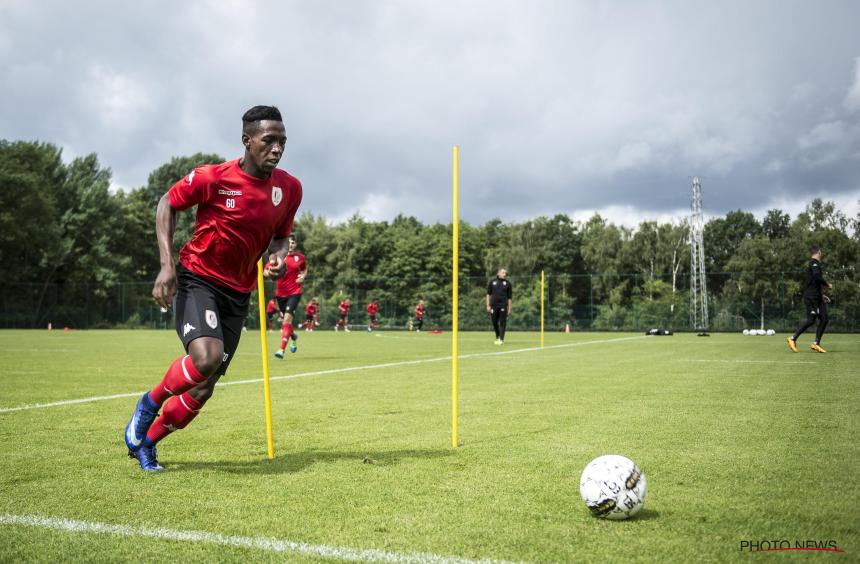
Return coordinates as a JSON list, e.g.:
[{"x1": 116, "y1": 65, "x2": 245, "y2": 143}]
[
  {"x1": 452, "y1": 145, "x2": 460, "y2": 449},
  {"x1": 540, "y1": 270, "x2": 545, "y2": 349},
  {"x1": 256, "y1": 259, "x2": 275, "y2": 460}
]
